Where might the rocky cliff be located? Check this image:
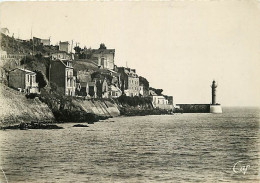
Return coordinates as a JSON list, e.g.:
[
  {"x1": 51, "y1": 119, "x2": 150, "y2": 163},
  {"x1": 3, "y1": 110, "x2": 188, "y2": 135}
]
[
  {"x1": 0, "y1": 84, "x2": 54, "y2": 127},
  {"x1": 73, "y1": 99, "x2": 120, "y2": 117}
]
